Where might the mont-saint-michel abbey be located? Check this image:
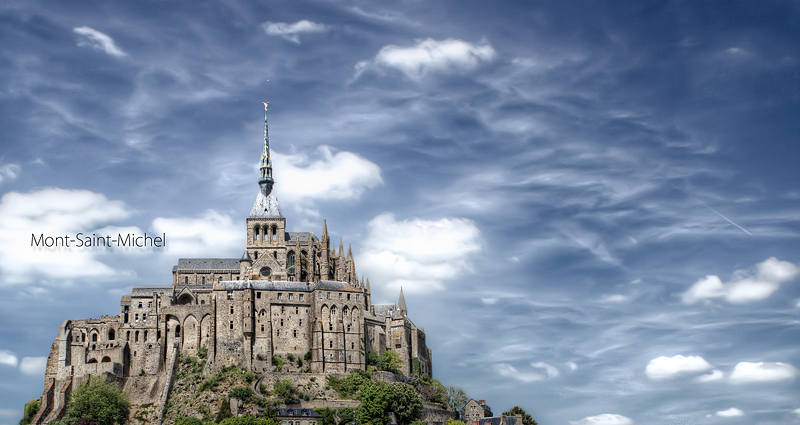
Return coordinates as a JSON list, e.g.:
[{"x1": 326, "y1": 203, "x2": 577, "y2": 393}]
[{"x1": 31, "y1": 106, "x2": 435, "y2": 425}]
